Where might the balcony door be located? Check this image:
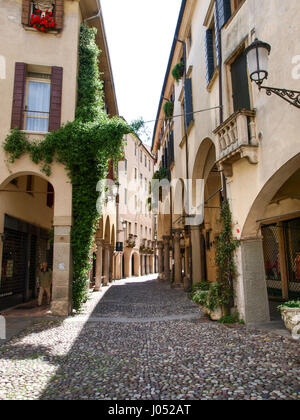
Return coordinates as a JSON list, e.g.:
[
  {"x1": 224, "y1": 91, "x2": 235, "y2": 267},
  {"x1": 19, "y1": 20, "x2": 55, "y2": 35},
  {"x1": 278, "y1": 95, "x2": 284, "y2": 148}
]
[{"x1": 231, "y1": 51, "x2": 251, "y2": 112}]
